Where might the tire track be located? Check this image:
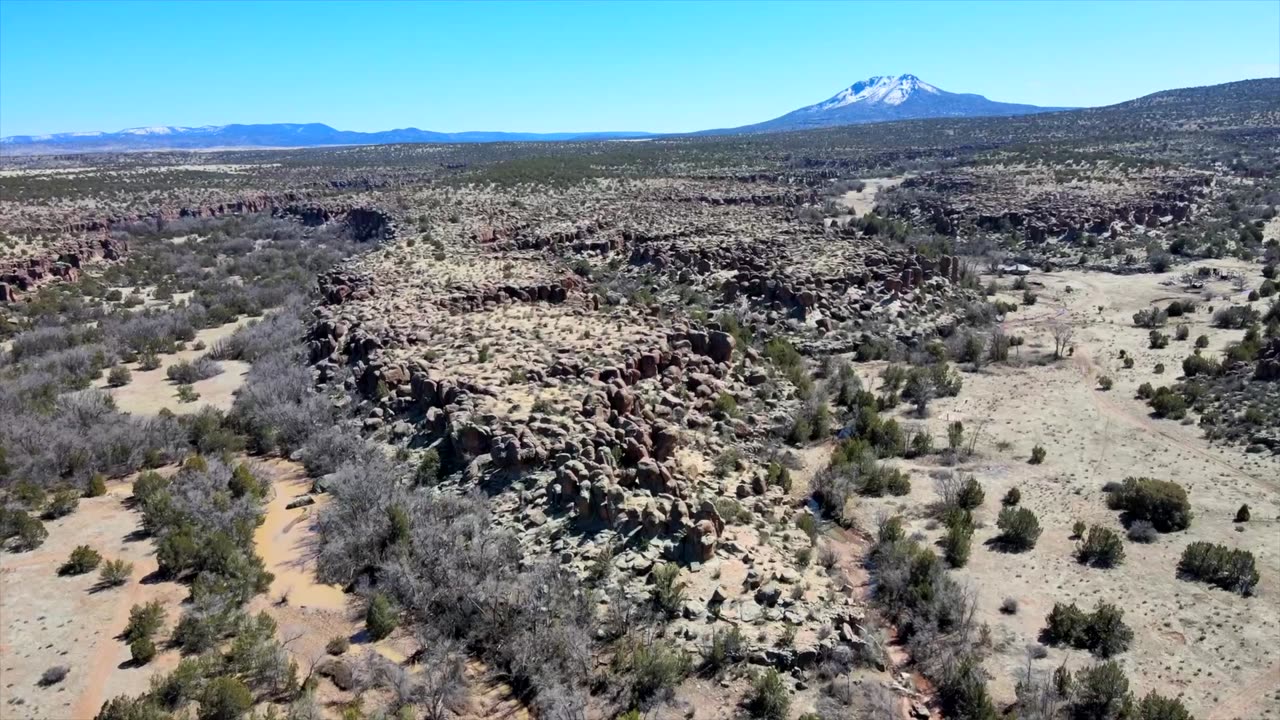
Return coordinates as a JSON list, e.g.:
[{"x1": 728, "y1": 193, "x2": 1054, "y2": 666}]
[
  {"x1": 1206, "y1": 660, "x2": 1280, "y2": 720},
  {"x1": 69, "y1": 560, "x2": 149, "y2": 719}
]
